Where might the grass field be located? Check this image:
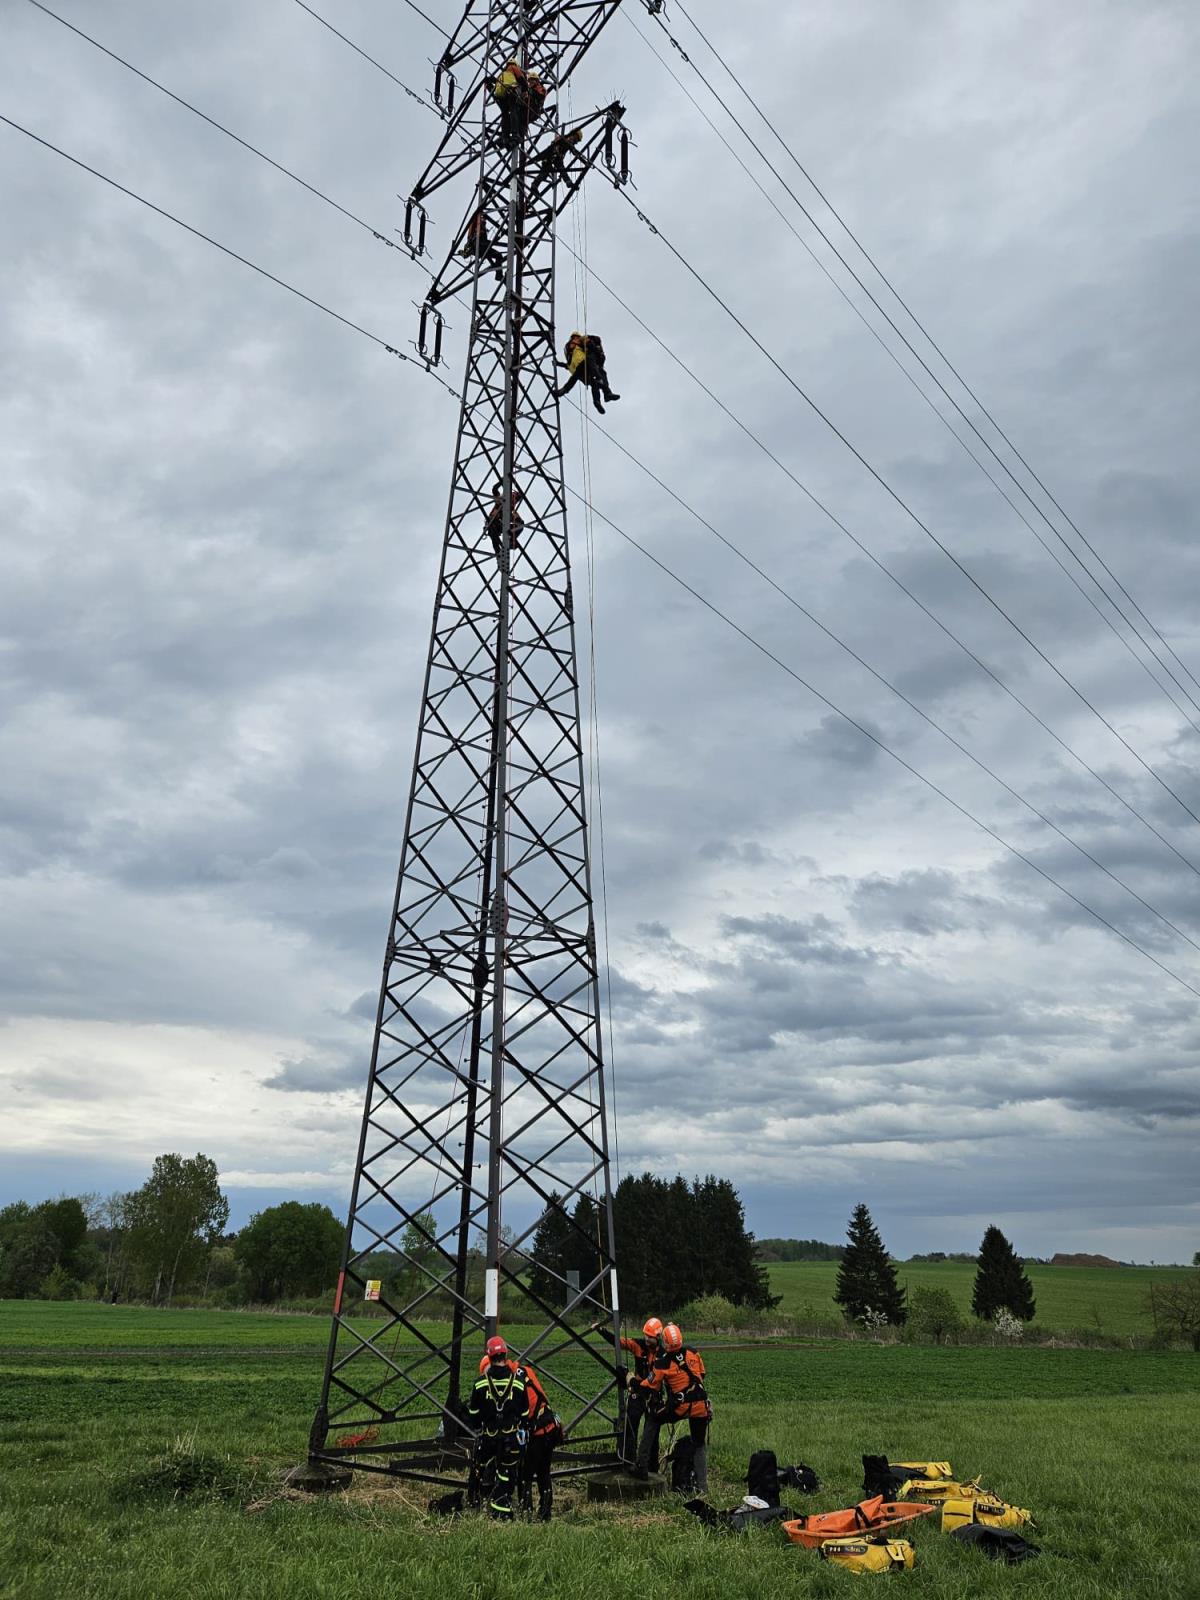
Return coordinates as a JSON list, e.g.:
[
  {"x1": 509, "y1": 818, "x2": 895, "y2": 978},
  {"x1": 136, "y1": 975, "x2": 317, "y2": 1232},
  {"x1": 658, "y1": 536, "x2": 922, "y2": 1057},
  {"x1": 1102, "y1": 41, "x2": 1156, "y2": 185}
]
[
  {"x1": 2, "y1": 1302, "x2": 1199, "y2": 1598},
  {"x1": 766, "y1": 1260, "x2": 1181, "y2": 1336}
]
